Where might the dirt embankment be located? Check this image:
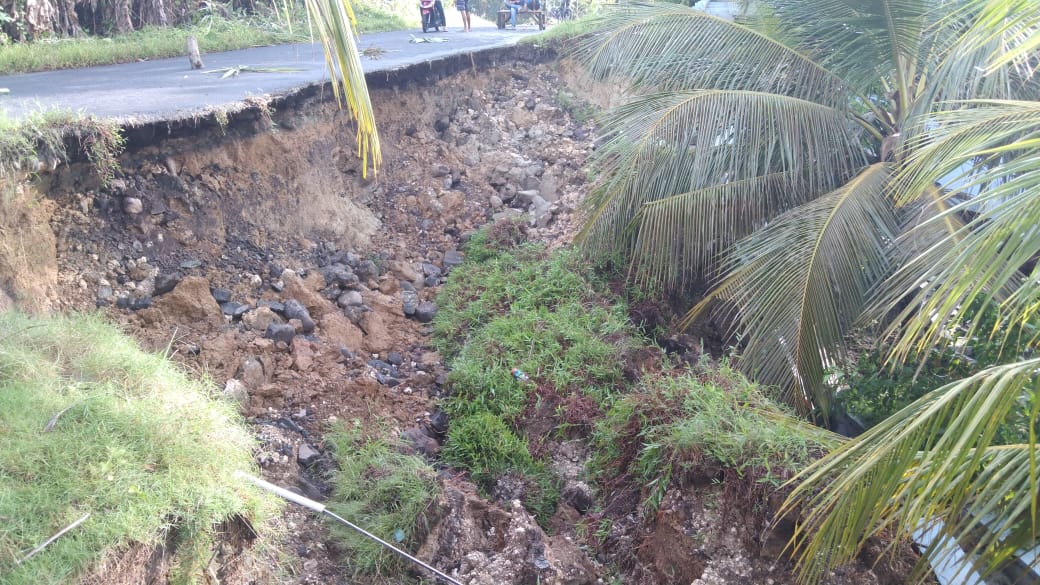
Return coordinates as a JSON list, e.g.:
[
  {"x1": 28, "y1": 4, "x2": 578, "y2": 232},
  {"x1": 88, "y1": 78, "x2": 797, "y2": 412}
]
[{"x1": 0, "y1": 47, "x2": 910, "y2": 585}]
